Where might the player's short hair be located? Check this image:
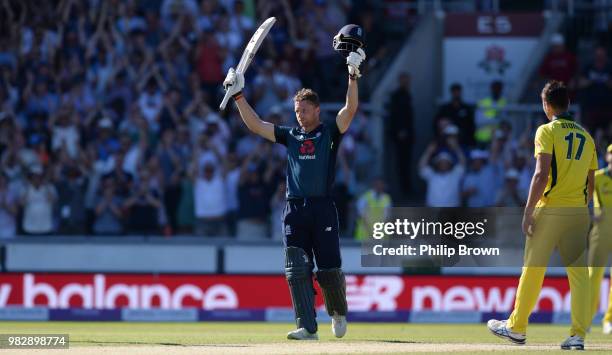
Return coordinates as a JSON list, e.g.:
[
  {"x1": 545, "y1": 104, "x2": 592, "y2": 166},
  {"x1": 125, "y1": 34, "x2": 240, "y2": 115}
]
[
  {"x1": 293, "y1": 88, "x2": 320, "y2": 107},
  {"x1": 541, "y1": 80, "x2": 569, "y2": 110}
]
